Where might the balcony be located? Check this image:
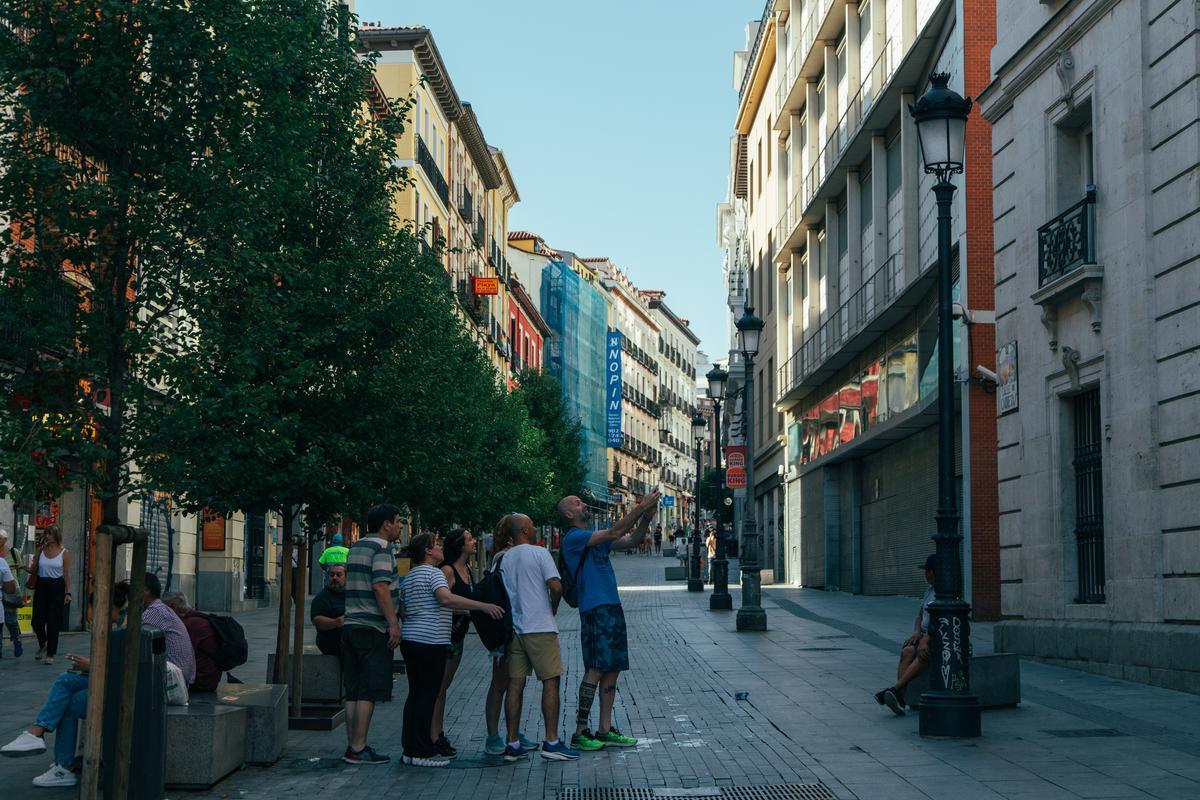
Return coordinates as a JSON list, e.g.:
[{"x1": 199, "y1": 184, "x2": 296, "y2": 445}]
[
  {"x1": 455, "y1": 277, "x2": 486, "y2": 324},
  {"x1": 416, "y1": 135, "x2": 449, "y2": 207},
  {"x1": 458, "y1": 187, "x2": 474, "y2": 221},
  {"x1": 777, "y1": 252, "x2": 936, "y2": 407},
  {"x1": 1032, "y1": 187, "x2": 1103, "y2": 335},
  {"x1": 473, "y1": 212, "x2": 486, "y2": 248},
  {"x1": 775, "y1": 0, "x2": 835, "y2": 121}
]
